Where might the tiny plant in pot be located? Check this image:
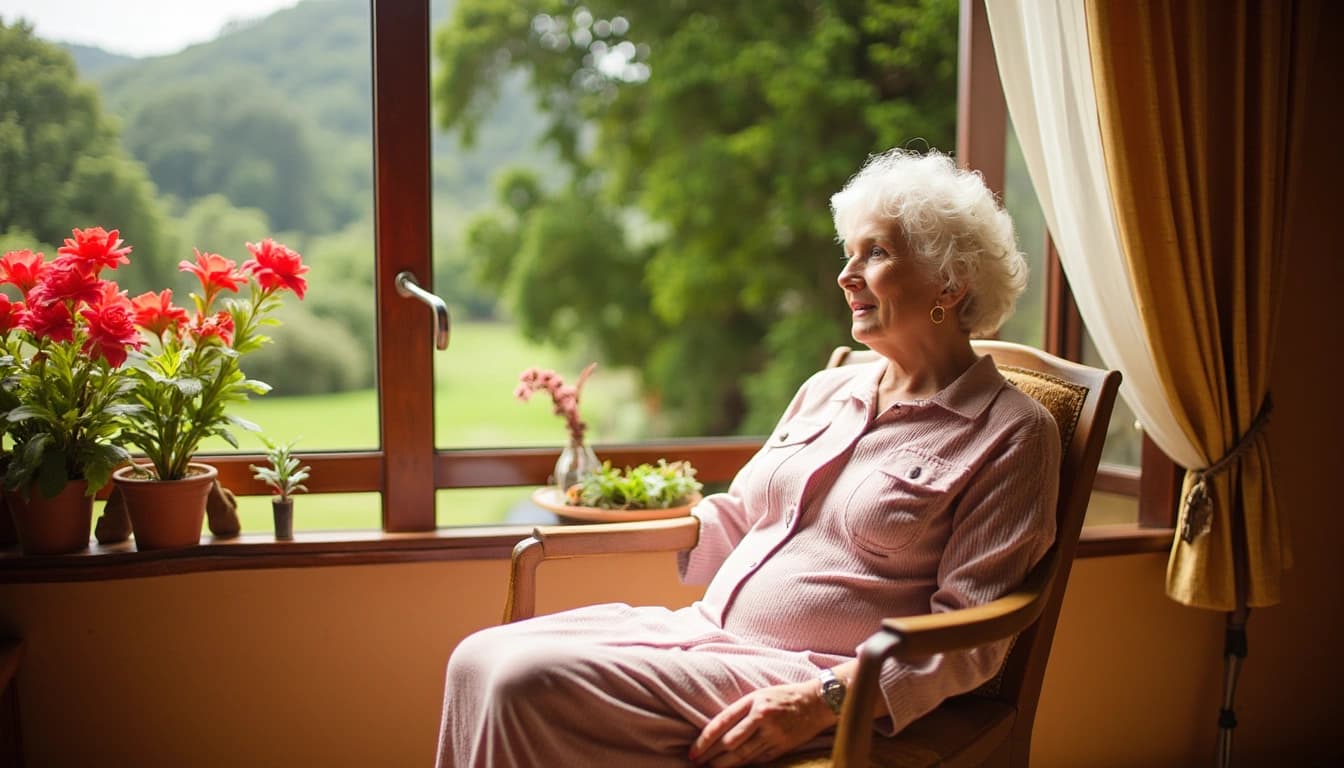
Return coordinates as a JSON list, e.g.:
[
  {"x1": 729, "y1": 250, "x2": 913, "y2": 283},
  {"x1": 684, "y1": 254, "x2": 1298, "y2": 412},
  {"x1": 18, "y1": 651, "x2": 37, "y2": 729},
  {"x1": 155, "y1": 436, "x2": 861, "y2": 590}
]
[
  {"x1": 250, "y1": 437, "x2": 310, "y2": 540},
  {"x1": 568, "y1": 460, "x2": 703, "y2": 510}
]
